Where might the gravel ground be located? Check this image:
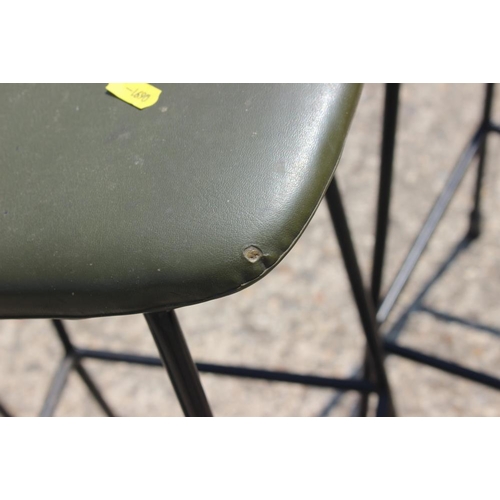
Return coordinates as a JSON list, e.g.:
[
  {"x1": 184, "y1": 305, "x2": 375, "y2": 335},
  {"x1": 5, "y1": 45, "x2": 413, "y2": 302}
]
[{"x1": 1, "y1": 83, "x2": 499, "y2": 417}]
